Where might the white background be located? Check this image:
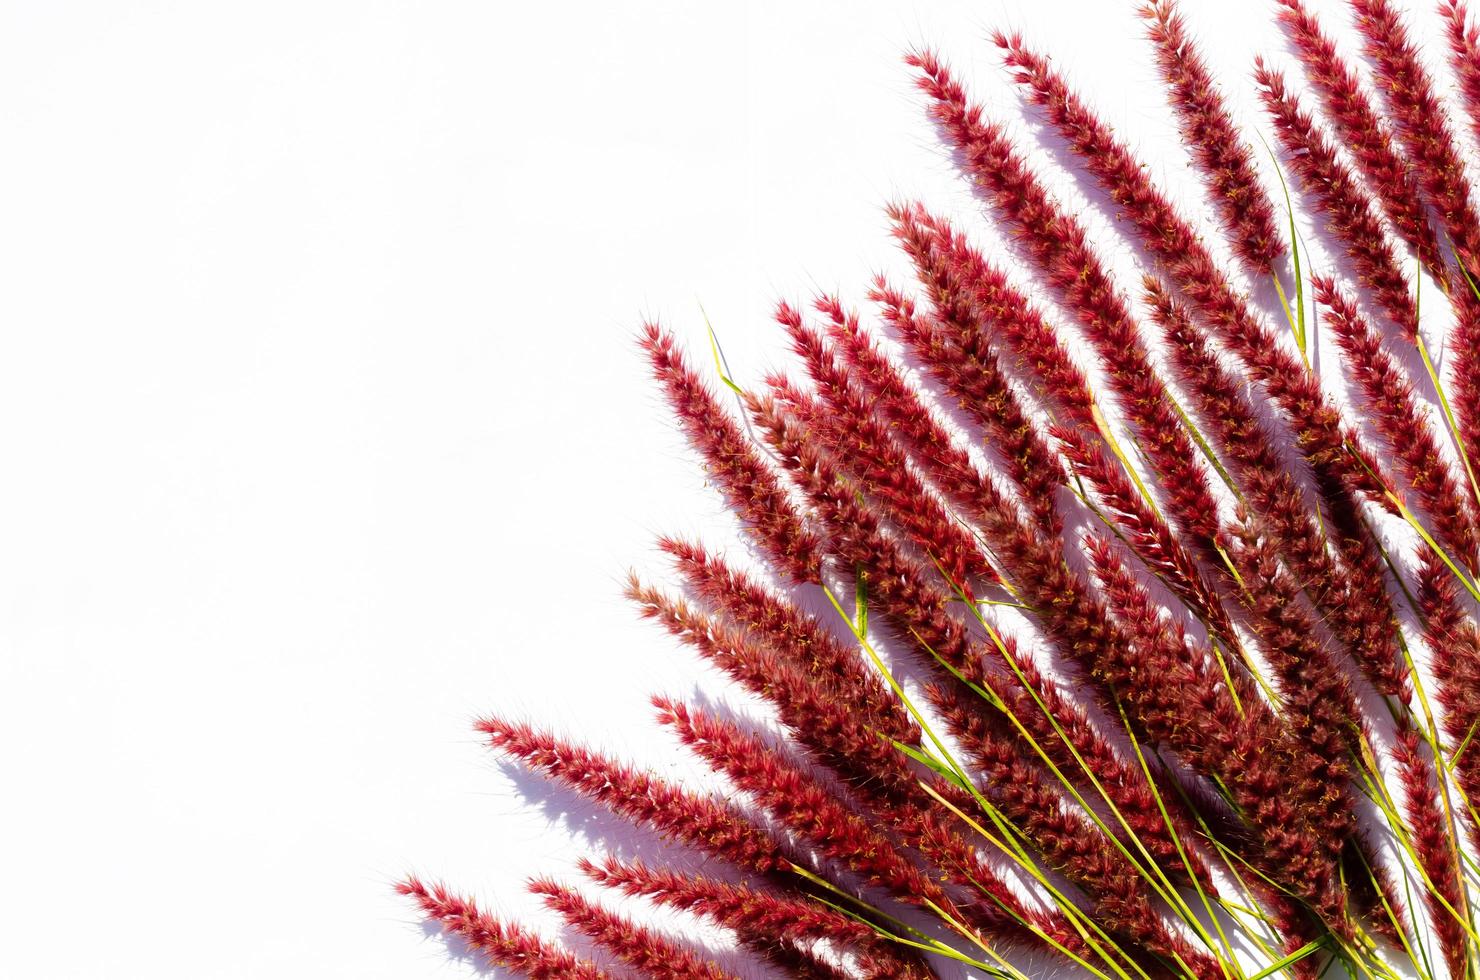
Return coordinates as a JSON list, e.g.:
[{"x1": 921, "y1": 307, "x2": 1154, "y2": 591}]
[{"x1": 0, "y1": 1, "x2": 1463, "y2": 976}]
